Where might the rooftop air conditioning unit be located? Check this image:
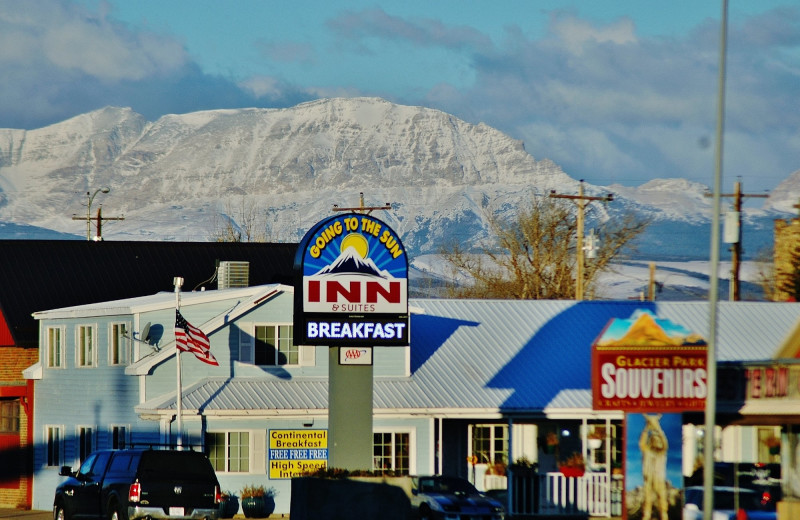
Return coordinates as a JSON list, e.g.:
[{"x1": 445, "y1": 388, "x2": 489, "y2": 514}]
[{"x1": 218, "y1": 261, "x2": 250, "y2": 289}]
